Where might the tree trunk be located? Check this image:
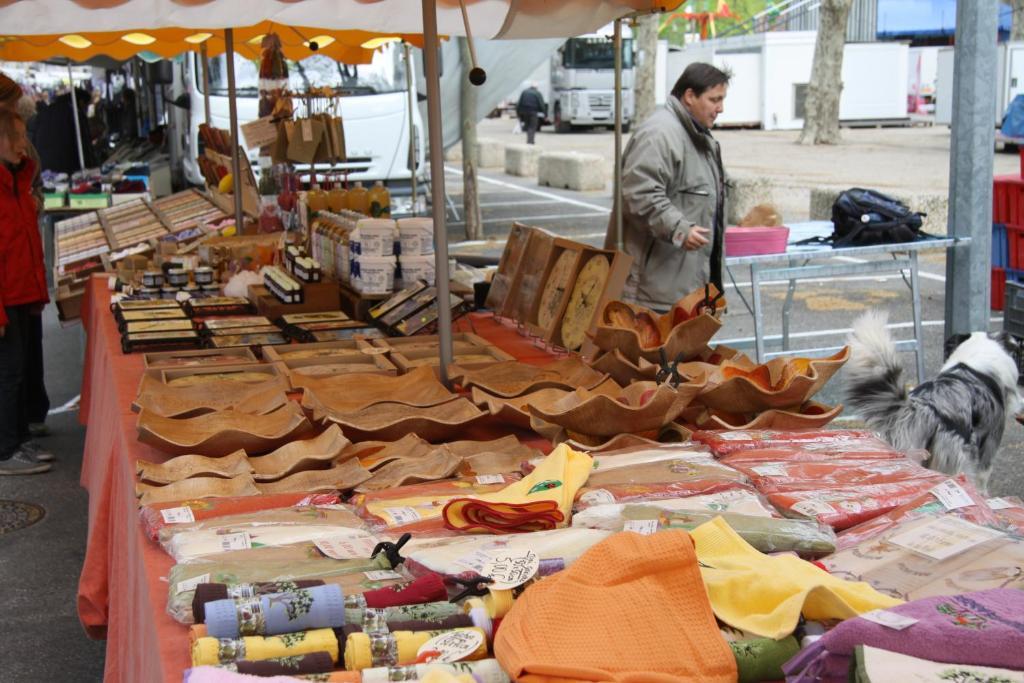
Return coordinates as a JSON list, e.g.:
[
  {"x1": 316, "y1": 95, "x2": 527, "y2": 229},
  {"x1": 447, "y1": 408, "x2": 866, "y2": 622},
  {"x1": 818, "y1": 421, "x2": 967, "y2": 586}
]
[
  {"x1": 798, "y1": 0, "x2": 854, "y2": 145},
  {"x1": 458, "y1": 38, "x2": 483, "y2": 240},
  {"x1": 1013, "y1": 0, "x2": 1024, "y2": 42},
  {"x1": 634, "y1": 14, "x2": 659, "y2": 125}
]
